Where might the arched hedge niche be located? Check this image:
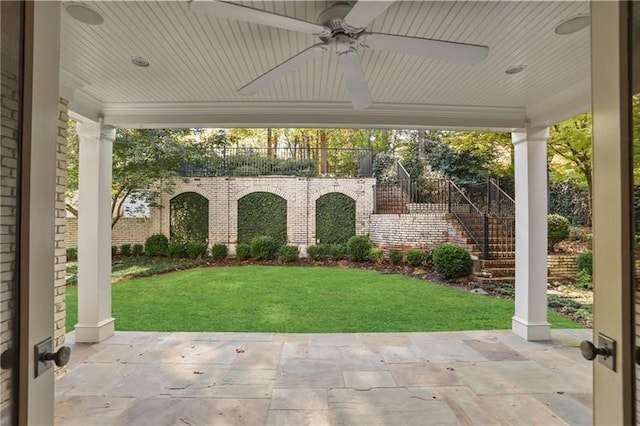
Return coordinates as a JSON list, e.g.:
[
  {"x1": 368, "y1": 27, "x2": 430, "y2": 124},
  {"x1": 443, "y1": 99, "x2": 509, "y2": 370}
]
[
  {"x1": 237, "y1": 192, "x2": 287, "y2": 246},
  {"x1": 316, "y1": 192, "x2": 356, "y2": 244},
  {"x1": 170, "y1": 192, "x2": 209, "y2": 244}
]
